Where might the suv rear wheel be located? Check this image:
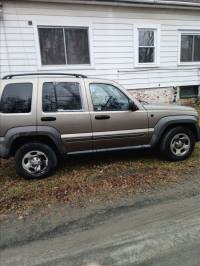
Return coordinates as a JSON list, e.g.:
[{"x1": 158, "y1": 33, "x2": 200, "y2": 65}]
[
  {"x1": 160, "y1": 127, "x2": 195, "y2": 161},
  {"x1": 15, "y1": 142, "x2": 58, "y2": 179}
]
